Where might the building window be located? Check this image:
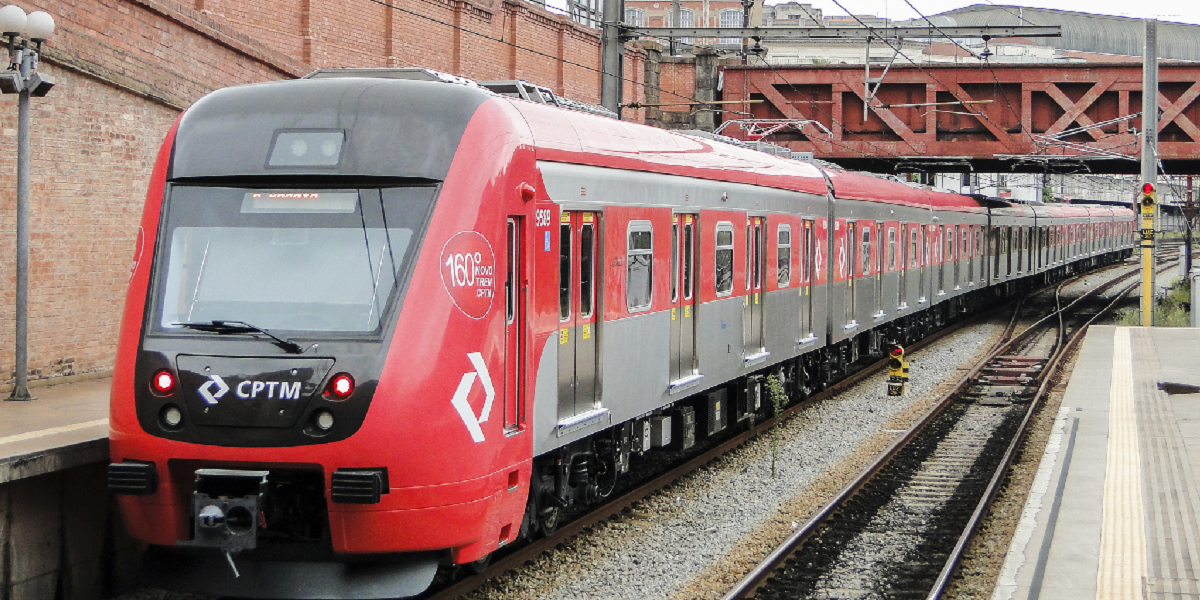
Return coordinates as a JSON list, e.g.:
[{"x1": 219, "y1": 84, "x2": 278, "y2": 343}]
[
  {"x1": 624, "y1": 8, "x2": 644, "y2": 27},
  {"x1": 719, "y1": 9, "x2": 741, "y2": 44},
  {"x1": 715, "y1": 223, "x2": 734, "y2": 296},
  {"x1": 627, "y1": 222, "x2": 653, "y2": 312},
  {"x1": 668, "y1": 8, "x2": 695, "y2": 43}
]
